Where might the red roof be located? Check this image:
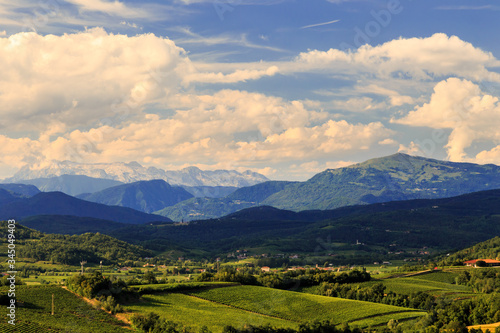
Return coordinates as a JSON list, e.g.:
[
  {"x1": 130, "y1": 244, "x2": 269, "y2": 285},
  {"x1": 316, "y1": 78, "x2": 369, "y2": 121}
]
[{"x1": 464, "y1": 259, "x2": 500, "y2": 264}]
